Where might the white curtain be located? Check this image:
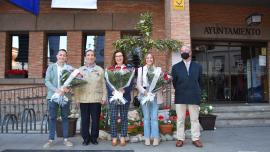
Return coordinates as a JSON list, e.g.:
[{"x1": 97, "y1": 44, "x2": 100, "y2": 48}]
[{"x1": 51, "y1": 0, "x2": 97, "y2": 9}]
